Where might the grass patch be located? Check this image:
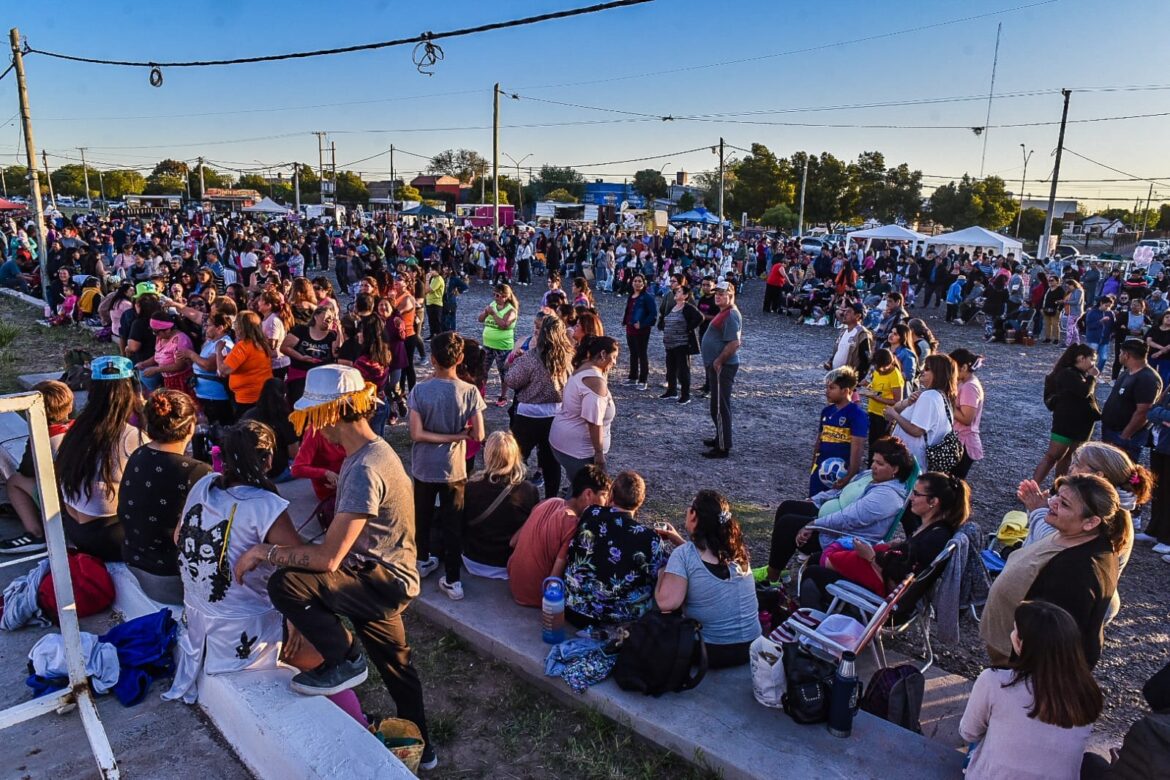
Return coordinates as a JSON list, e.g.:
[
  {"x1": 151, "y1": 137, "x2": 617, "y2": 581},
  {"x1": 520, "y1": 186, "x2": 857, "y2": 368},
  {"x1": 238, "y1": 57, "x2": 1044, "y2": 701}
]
[{"x1": 0, "y1": 297, "x2": 114, "y2": 393}]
